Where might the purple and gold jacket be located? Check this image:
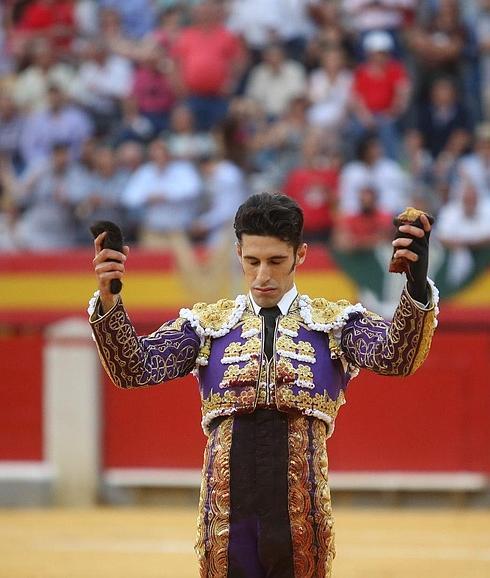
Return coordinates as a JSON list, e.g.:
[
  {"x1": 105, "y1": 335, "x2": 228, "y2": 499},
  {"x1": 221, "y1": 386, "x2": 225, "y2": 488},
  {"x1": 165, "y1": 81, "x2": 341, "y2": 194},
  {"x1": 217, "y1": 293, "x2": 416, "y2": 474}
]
[{"x1": 88, "y1": 281, "x2": 438, "y2": 436}]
